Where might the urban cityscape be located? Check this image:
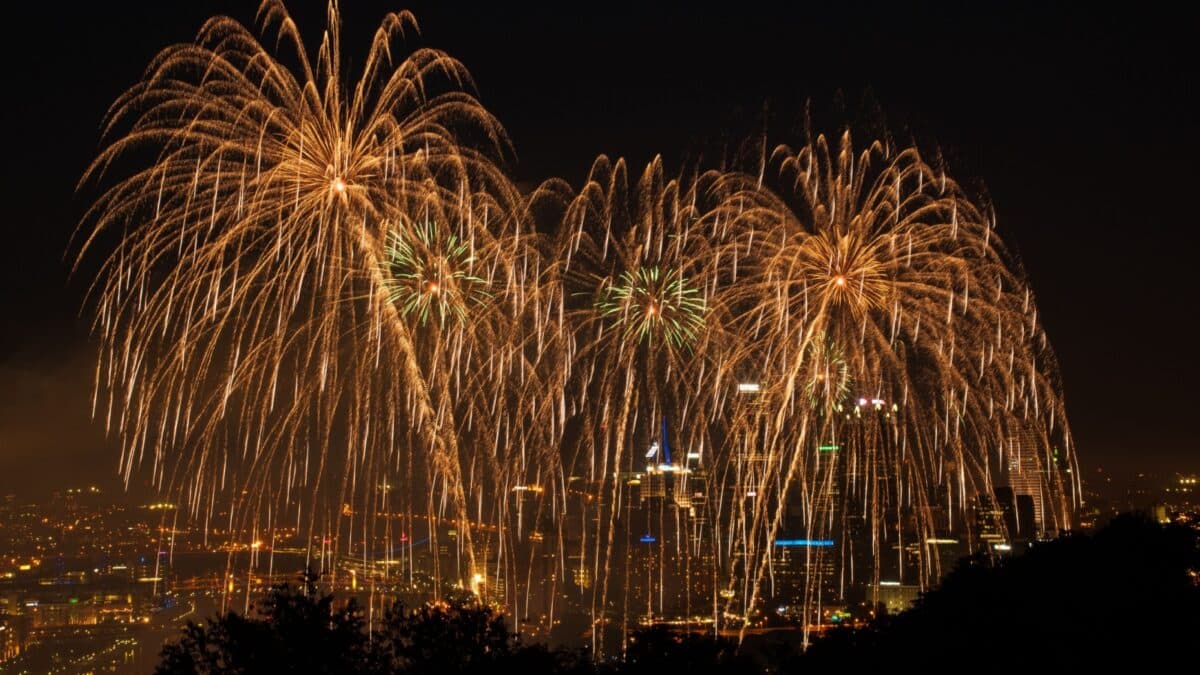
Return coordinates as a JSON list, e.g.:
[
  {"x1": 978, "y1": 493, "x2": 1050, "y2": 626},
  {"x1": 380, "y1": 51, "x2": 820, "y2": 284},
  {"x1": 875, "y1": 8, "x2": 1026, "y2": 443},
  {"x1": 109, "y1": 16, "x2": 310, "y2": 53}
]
[
  {"x1": 1, "y1": 471, "x2": 1196, "y2": 671},
  {"x1": 2, "y1": 1, "x2": 1197, "y2": 673}
]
